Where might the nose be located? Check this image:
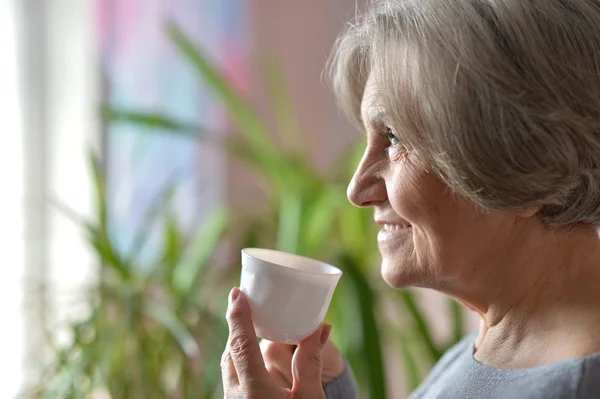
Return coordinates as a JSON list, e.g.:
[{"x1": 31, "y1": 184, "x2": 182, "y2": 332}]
[{"x1": 347, "y1": 147, "x2": 387, "y2": 208}]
